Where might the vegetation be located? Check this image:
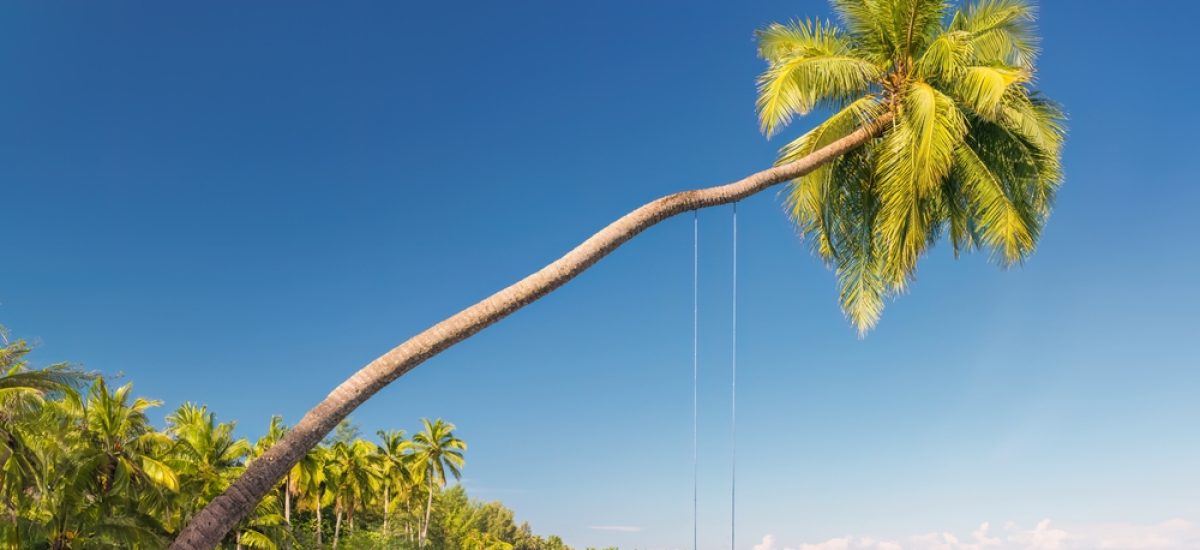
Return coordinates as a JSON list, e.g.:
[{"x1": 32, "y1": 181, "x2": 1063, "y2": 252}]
[{"x1": 0, "y1": 327, "x2": 581, "y2": 549}]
